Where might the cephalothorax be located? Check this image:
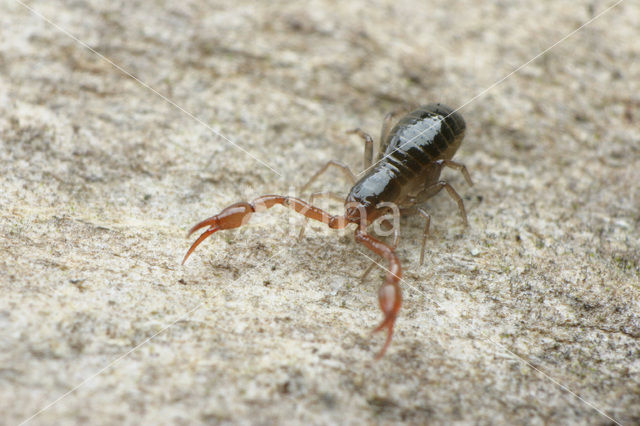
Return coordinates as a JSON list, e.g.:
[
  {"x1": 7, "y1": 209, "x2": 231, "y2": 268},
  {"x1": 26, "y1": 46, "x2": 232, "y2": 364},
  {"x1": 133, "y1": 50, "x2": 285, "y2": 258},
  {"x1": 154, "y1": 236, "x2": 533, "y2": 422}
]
[{"x1": 183, "y1": 103, "x2": 472, "y2": 358}]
